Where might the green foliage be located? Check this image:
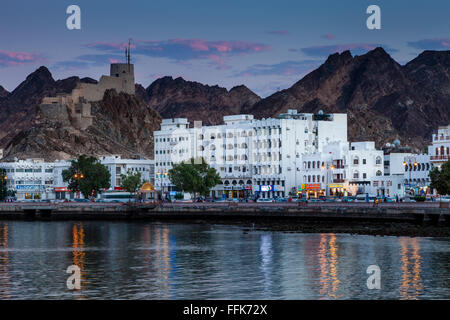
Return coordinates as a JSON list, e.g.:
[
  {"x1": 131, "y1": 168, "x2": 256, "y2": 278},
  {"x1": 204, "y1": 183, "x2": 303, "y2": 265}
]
[
  {"x1": 168, "y1": 158, "x2": 221, "y2": 197},
  {"x1": 430, "y1": 159, "x2": 450, "y2": 195},
  {"x1": 174, "y1": 192, "x2": 184, "y2": 200},
  {"x1": 413, "y1": 196, "x2": 426, "y2": 202},
  {"x1": 120, "y1": 169, "x2": 143, "y2": 195},
  {"x1": 0, "y1": 168, "x2": 7, "y2": 201},
  {"x1": 62, "y1": 155, "x2": 111, "y2": 198}
]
